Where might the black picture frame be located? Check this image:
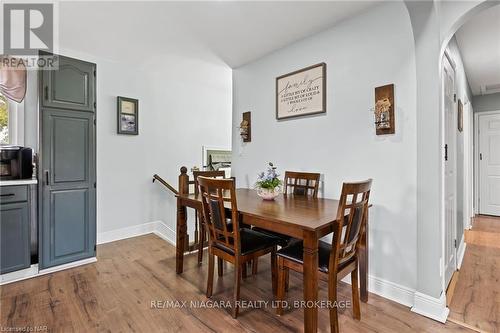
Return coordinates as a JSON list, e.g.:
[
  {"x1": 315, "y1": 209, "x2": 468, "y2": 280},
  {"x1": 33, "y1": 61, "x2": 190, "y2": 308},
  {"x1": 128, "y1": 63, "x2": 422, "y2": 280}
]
[{"x1": 117, "y1": 96, "x2": 139, "y2": 135}]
